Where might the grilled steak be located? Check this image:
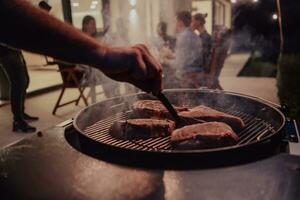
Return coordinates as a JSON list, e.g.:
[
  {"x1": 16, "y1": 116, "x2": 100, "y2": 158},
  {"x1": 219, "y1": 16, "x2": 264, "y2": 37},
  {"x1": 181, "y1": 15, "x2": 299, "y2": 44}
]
[
  {"x1": 179, "y1": 105, "x2": 245, "y2": 131},
  {"x1": 133, "y1": 100, "x2": 188, "y2": 119},
  {"x1": 171, "y1": 122, "x2": 239, "y2": 149},
  {"x1": 109, "y1": 119, "x2": 175, "y2": 140}
]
